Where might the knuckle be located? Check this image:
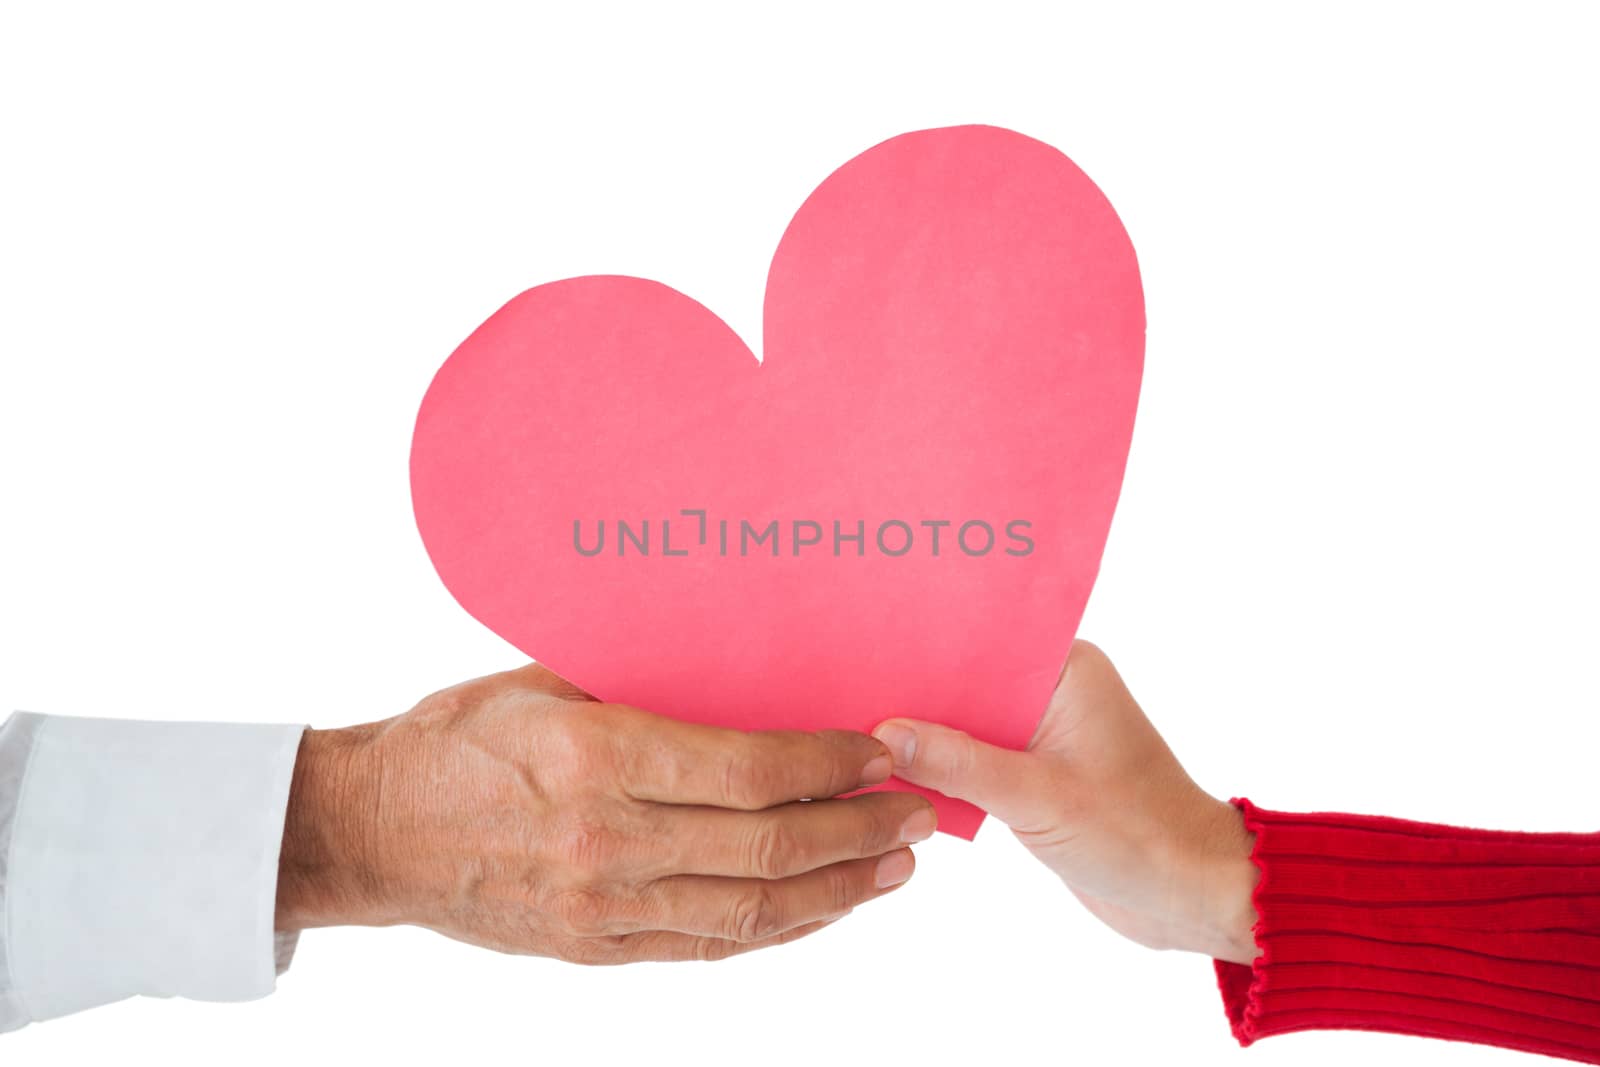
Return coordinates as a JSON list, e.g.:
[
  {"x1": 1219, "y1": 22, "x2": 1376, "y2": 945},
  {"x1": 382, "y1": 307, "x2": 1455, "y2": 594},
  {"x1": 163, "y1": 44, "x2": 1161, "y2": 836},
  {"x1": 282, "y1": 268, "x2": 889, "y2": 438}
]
[
  {"x1": 1069, "y1": 638, "x2": 1109, "y2": 673},
  {"x1": 934, "y1": 733, "x2": 974, "y2": 790},
  {"x1": 546, "y1": 715, "x2": 609, "y2": 780},
  {"x1": 826, "y1": 866, "x2": 859, "y2": 915},
  {"x1": 410, "y1": 681, "x2": 477, "y2": 728},
  {"x1": 729, "y1": 887, "x2": 782, "y2": 943},
  {"x1": 745, "y1": 819, "x2": 803, "y2": 879},
  {"x1": 865, "y1": 797, "x2": 914, "y2": 852},
  {"x1": 549, "y1": 886, "x2": 612, "y2": 936},
  {"x1": 812, "y1": 731, "x2": 863, "y2": 796},
  {"x1": 560, "y1": 934, "x2": 626, "y2": 966},
  {"x1": 720, "y1": 739, "x2": 771, "y2": 806},
  {"x1": 718, "y1": 751, "x2": 747, "y2": 806},
  {"x1": 520, "y1": 666, "x2": 597, "y2": 703},
  {"x1": 694, "y1": 936, "x2": 738, "y2": 962}
]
